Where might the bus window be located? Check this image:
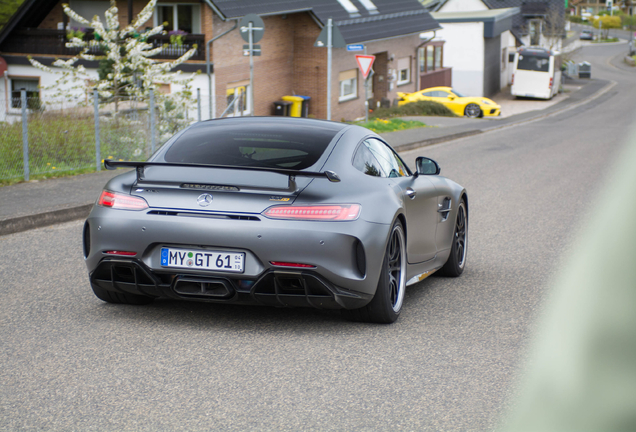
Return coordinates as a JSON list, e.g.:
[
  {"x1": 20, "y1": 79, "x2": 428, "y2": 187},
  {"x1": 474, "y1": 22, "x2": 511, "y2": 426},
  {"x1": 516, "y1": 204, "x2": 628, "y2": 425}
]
[{"x1": 517, "y1": 55, "x2": 550, "y2": 72}]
